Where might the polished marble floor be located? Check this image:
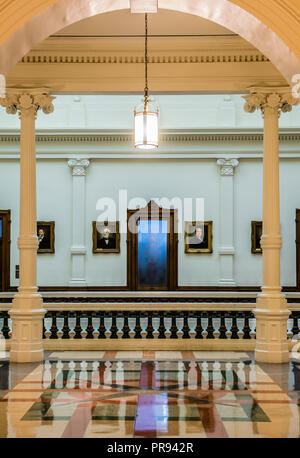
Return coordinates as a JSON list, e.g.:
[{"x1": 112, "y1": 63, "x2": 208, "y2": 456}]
[{"x1": 0, "y1": 351, "x2": 299, "y2": 438}]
